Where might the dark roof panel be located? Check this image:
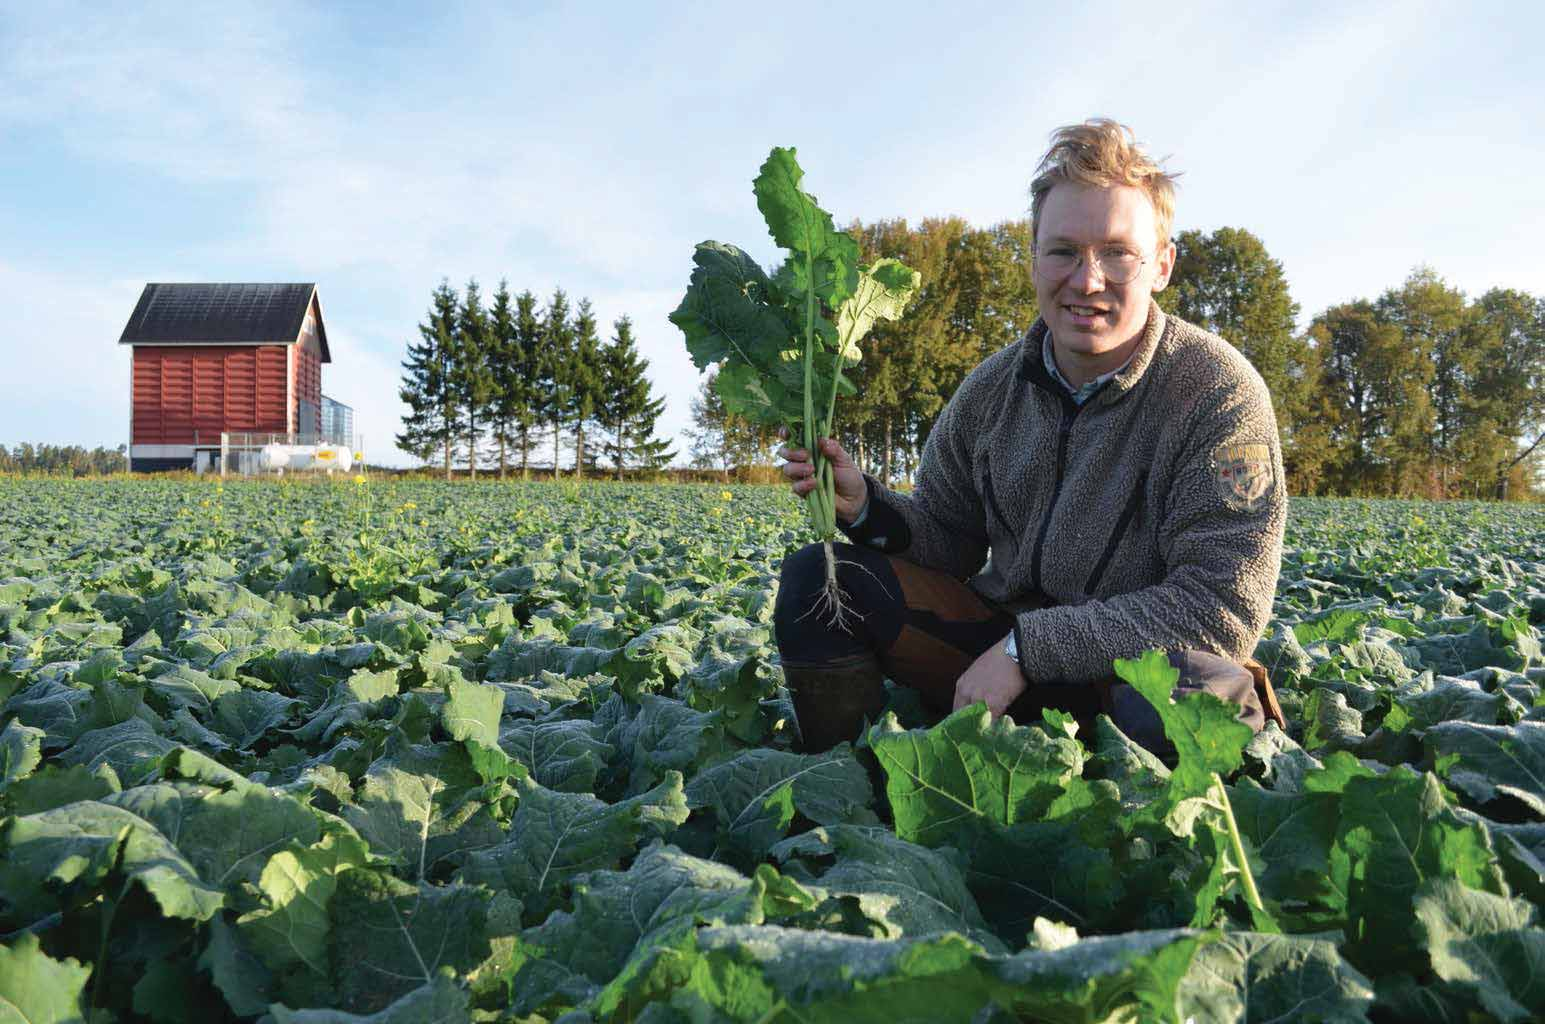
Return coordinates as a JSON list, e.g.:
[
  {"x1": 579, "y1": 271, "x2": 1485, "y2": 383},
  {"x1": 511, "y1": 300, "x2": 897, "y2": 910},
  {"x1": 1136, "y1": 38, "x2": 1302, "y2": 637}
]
[{"x1": 119, "y1": 283, "x2": 330, "y2": 361}]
